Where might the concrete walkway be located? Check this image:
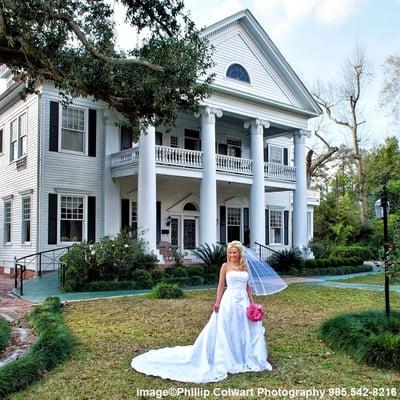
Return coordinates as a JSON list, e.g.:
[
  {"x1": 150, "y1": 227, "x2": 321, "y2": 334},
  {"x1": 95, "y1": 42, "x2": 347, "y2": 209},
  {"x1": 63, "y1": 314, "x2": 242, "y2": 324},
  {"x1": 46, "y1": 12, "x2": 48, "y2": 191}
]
[{"x1": 6, "y1": 265, "x2": 398, "y2": 304}]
